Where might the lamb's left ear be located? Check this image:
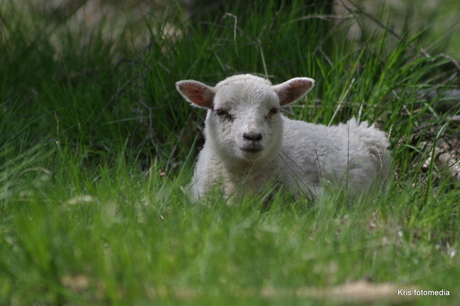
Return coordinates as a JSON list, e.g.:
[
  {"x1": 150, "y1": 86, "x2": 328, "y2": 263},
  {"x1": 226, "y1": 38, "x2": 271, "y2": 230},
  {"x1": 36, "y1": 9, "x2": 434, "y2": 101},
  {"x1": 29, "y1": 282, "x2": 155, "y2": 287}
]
[
  {"x1": 176, "y1": 80, "x2": 215, "y2": 109},
  {"x1": 272, "y1": 77, "x2": 315, "y2": 106}
]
